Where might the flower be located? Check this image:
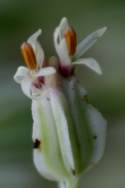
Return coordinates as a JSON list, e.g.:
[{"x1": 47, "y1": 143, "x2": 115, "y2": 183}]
[
  {"x1": 14, "y1": 18, "x2": 107, "y2": 188},
  {"x1": 53, "y1": 17, "x2": 107, "y2": 170},
  {"x1": 54, "y1": 17, "x2": 107, "y2": 77},
  {"x1": 14, "y1": 29, "x2": 56, "y2": 99},
  {"x1": 13, "y1": 29, "x2": 82, "y2": 184}
]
